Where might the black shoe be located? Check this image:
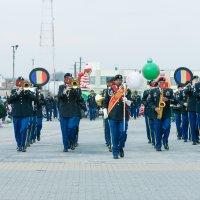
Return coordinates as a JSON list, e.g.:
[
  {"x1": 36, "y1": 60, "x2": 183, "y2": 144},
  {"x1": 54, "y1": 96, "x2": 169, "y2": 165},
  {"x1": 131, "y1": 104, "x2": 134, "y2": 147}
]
[
  {"x1": 156, "y1": 149, "x2": 161, "y2": 151},
  {"x1": 177, "y1": 136, "x2": 181, "y2": 140},
  {"x1": 26, "y1": 143, "x2": 30, "y2": 147},
  {"x1": 108, "y1": 145, "x2": 112, "y2": 152},
  {"x1": 113, "y1": 156, "x2": 119, "y2": 159},
  {"x1": 17, "y1": 147, "x2": 21, "y2": 151},
  {"x1": 184, "y1": 140, "x2": 187, "y2": 142},
  {"x1": 193, "y1": 142, "x2": 197, "y2": 145},
  {"x1": 63, "y1": 149, "x2": 68, "y2": 152},
  {"x1": 148, "y1": 140, "x2": 151, "y2": 144},
  {"x1": 164, "y1": 144, "x2": 169, "y2": 150},
  {"x1": 33, "y1": 140, "x2": 36, "y2": 143},
  {"x1": 21, "y1": 148, "x2": 26, "y2": 152},
  {"x1": 70, "y1": 144, "x2": 75, "y2": 150},
  {"x1": 74, "y1": 143, "x2": 78, "y2": 147},
  {"x1": 119, "y1": 149, "x2": 124, "y2": 158},
  {"x1": 37, "y1": 135, "x2": 40, "y2": 141}
]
